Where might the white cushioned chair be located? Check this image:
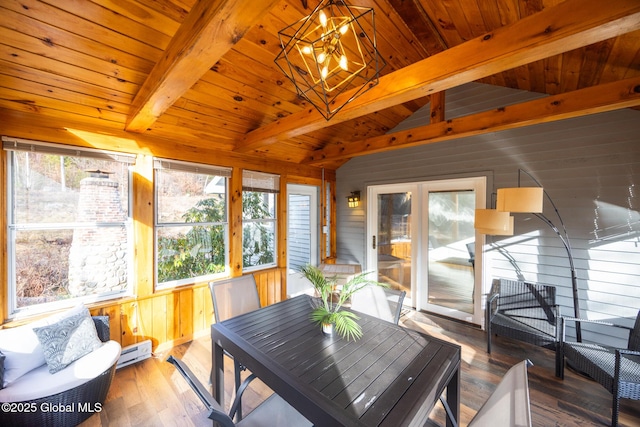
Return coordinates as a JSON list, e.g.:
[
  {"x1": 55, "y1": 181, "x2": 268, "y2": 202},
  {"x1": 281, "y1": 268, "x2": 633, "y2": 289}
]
[{"x1": 0, "y1": 304, "x2": 121, "y2": 427}]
